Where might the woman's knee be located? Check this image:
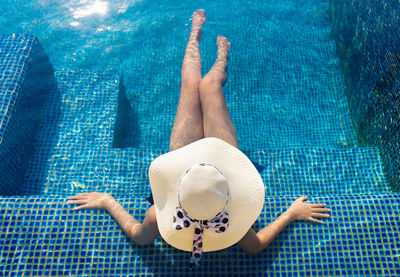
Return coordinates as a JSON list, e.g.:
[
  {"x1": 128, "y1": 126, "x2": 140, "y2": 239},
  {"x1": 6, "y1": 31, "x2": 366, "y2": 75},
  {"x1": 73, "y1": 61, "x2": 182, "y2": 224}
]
[
  {"x1": 181, "y1": 77, "x2": 201, "y2": 91},
  {"x1": 170, "y1": 126, "x2": 204, "y2": 151},
  {"x1": 199, "y1": 76, "x2": 222, "y2": 93}
]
